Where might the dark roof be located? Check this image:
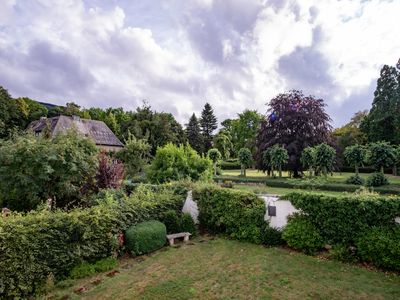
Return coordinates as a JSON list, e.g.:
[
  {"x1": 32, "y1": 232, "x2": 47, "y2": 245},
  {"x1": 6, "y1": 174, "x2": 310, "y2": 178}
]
[{"x1": 28, "y1": 115, "x2": 124, "y2": 147}]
